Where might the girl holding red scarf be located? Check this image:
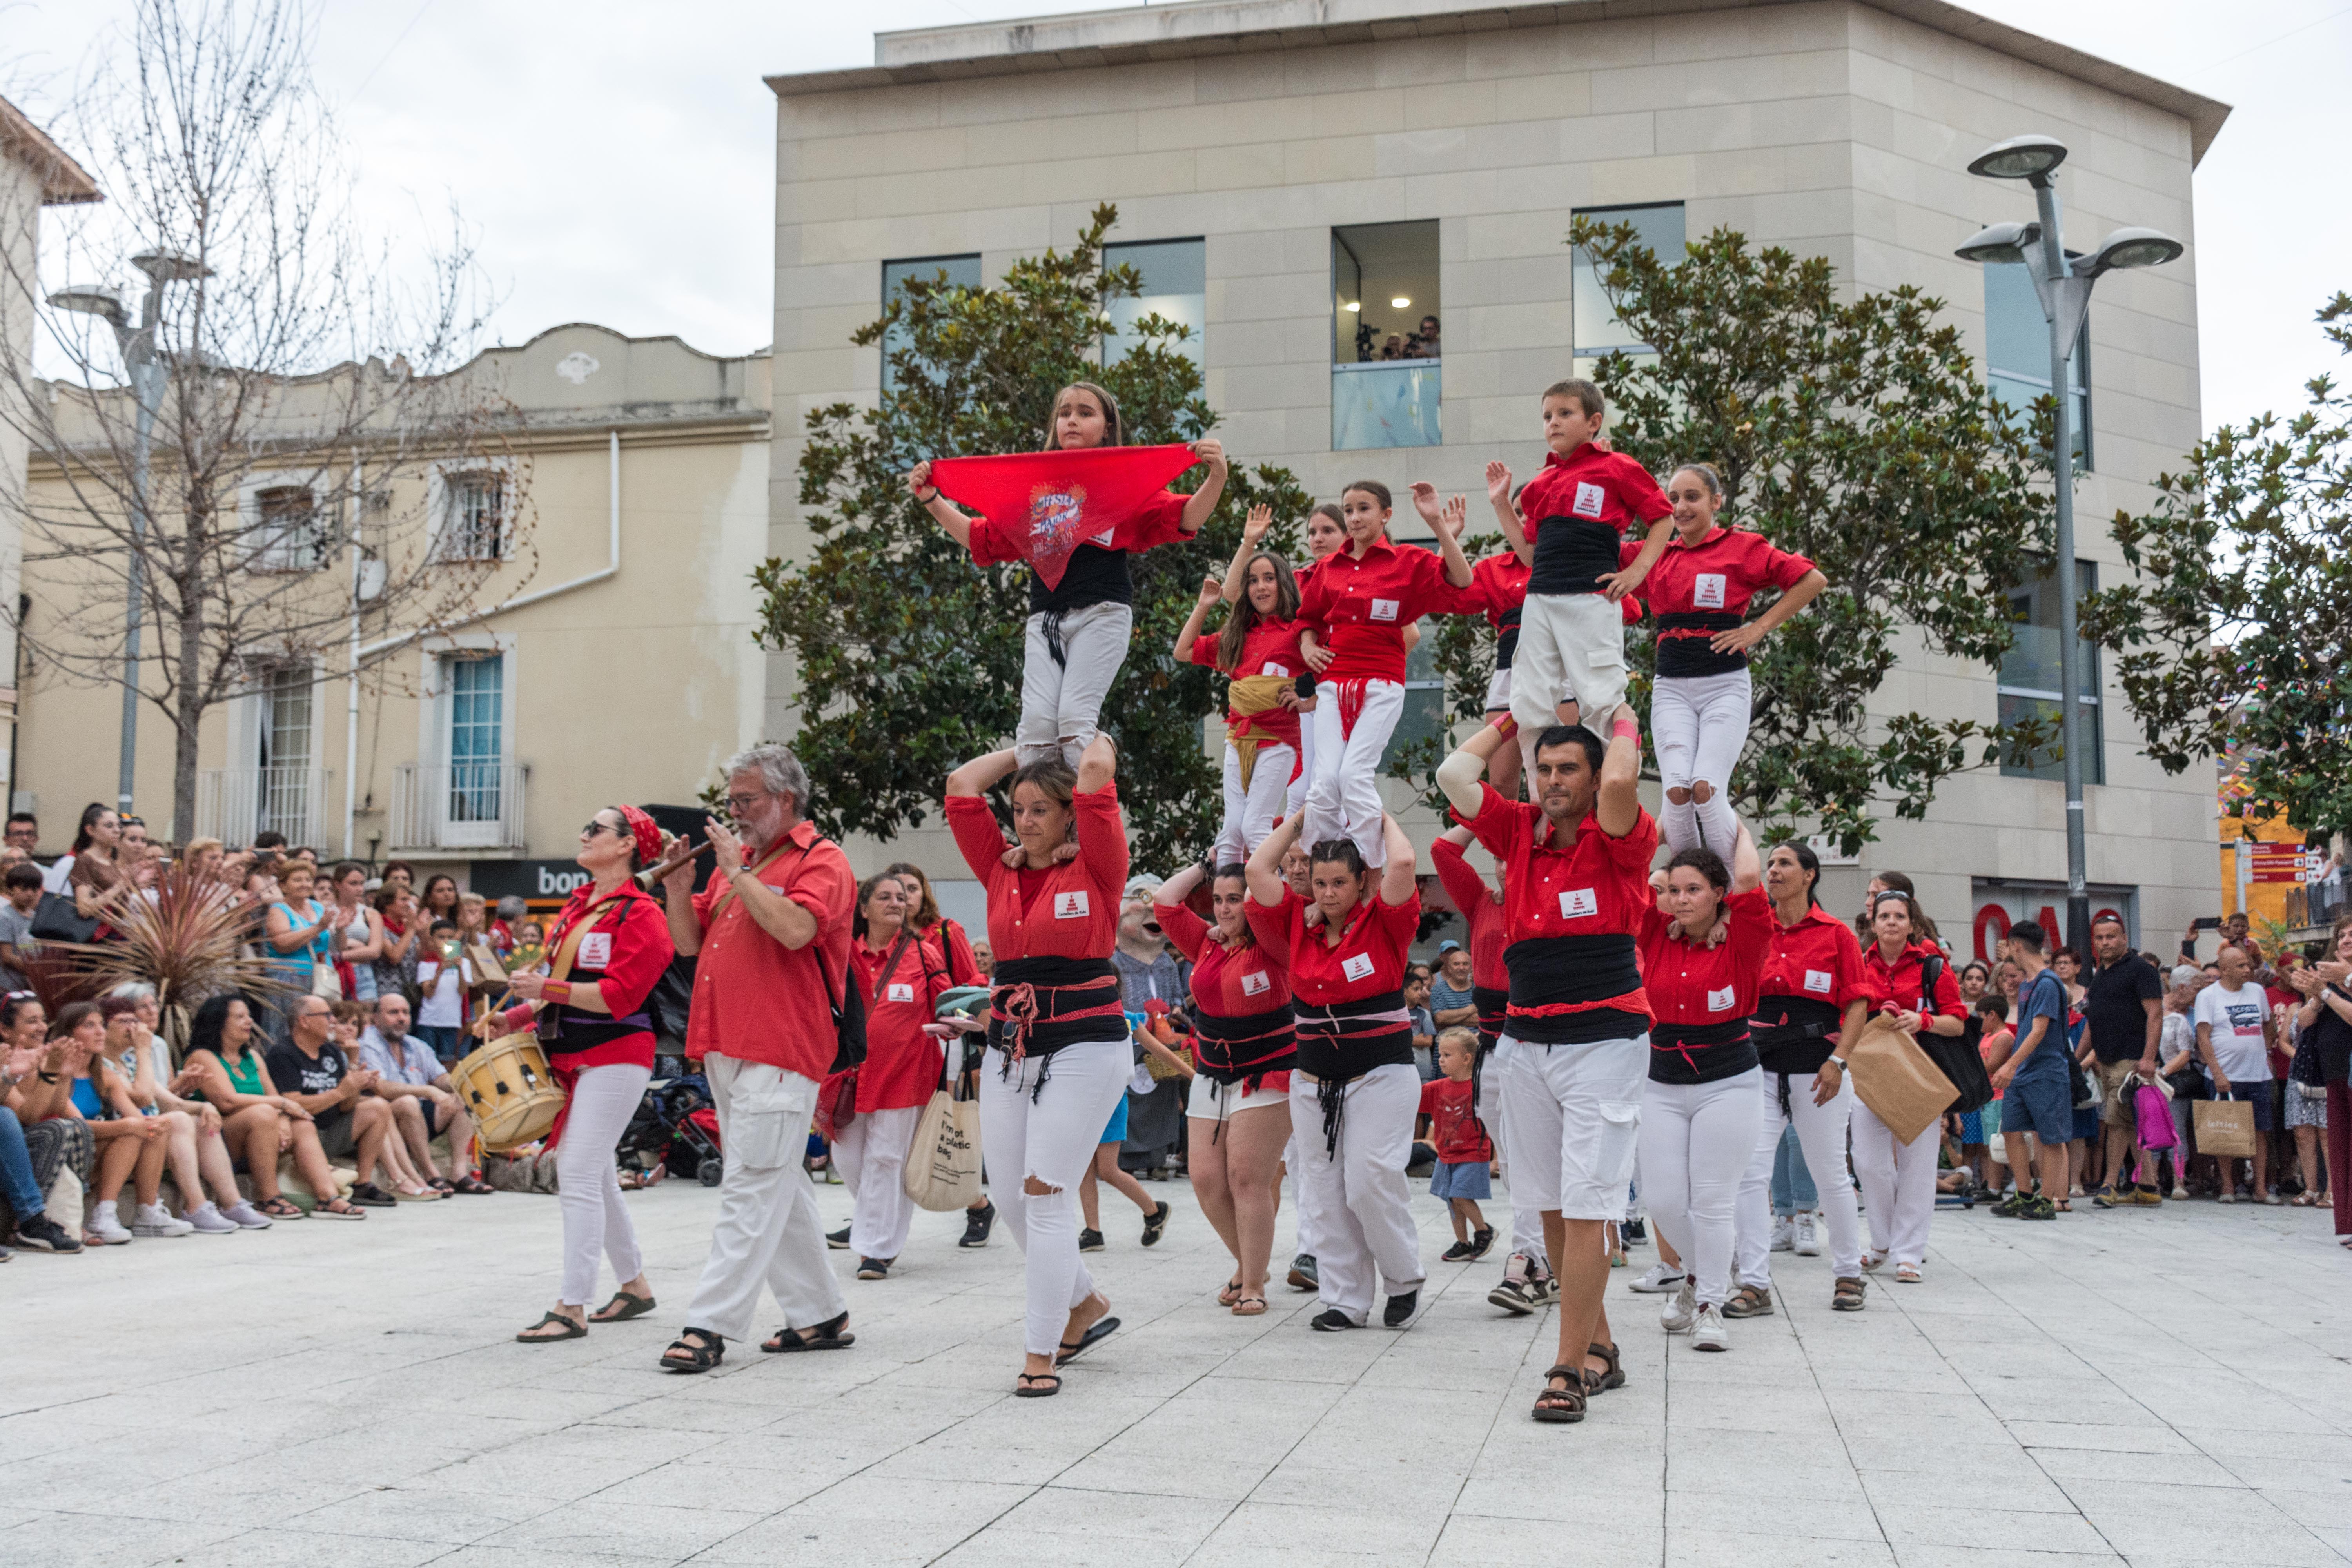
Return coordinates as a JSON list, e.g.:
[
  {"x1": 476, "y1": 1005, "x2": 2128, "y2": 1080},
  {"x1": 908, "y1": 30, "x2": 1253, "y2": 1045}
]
[
  {"x1": 945, "y1": 733, "x2": 1131, "y2": 1397},
  {"x1": 1295, "y1": 481, "x2": 1474, "y2": 867},
  {"x1": 1173, "y1": 525, "x2": 1312, "y2": 865},
  {"x1": 908, "y1": 382, "x2": 1228, "y2": 771},
  {"x1": 486, "y1": 804, "x2": 676, "y2": 1345},
  {"x1": 1153, "y1": 860, "x2": 1296, "y2": 1316}
]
